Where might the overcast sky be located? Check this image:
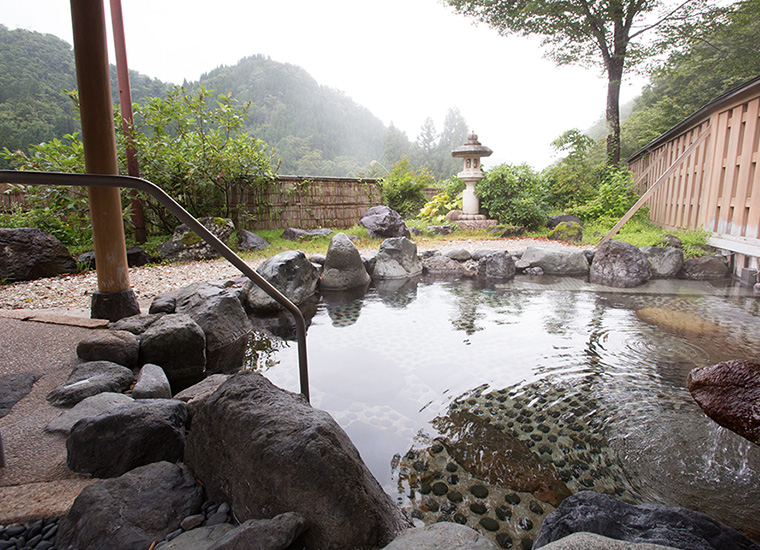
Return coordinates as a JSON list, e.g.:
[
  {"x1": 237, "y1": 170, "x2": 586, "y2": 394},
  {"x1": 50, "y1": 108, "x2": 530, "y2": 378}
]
[{"x1": 3, "y1": 0, "x2": 646, "y2": 169}]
